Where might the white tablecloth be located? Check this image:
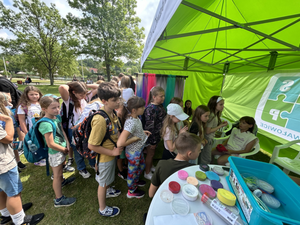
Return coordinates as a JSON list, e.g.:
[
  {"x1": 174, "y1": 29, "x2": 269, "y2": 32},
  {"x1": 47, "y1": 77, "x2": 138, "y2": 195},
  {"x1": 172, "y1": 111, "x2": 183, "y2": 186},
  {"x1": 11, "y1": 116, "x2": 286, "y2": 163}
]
[{"x1": 146, "y1": 165, "x2": 231, "y2": 225}]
